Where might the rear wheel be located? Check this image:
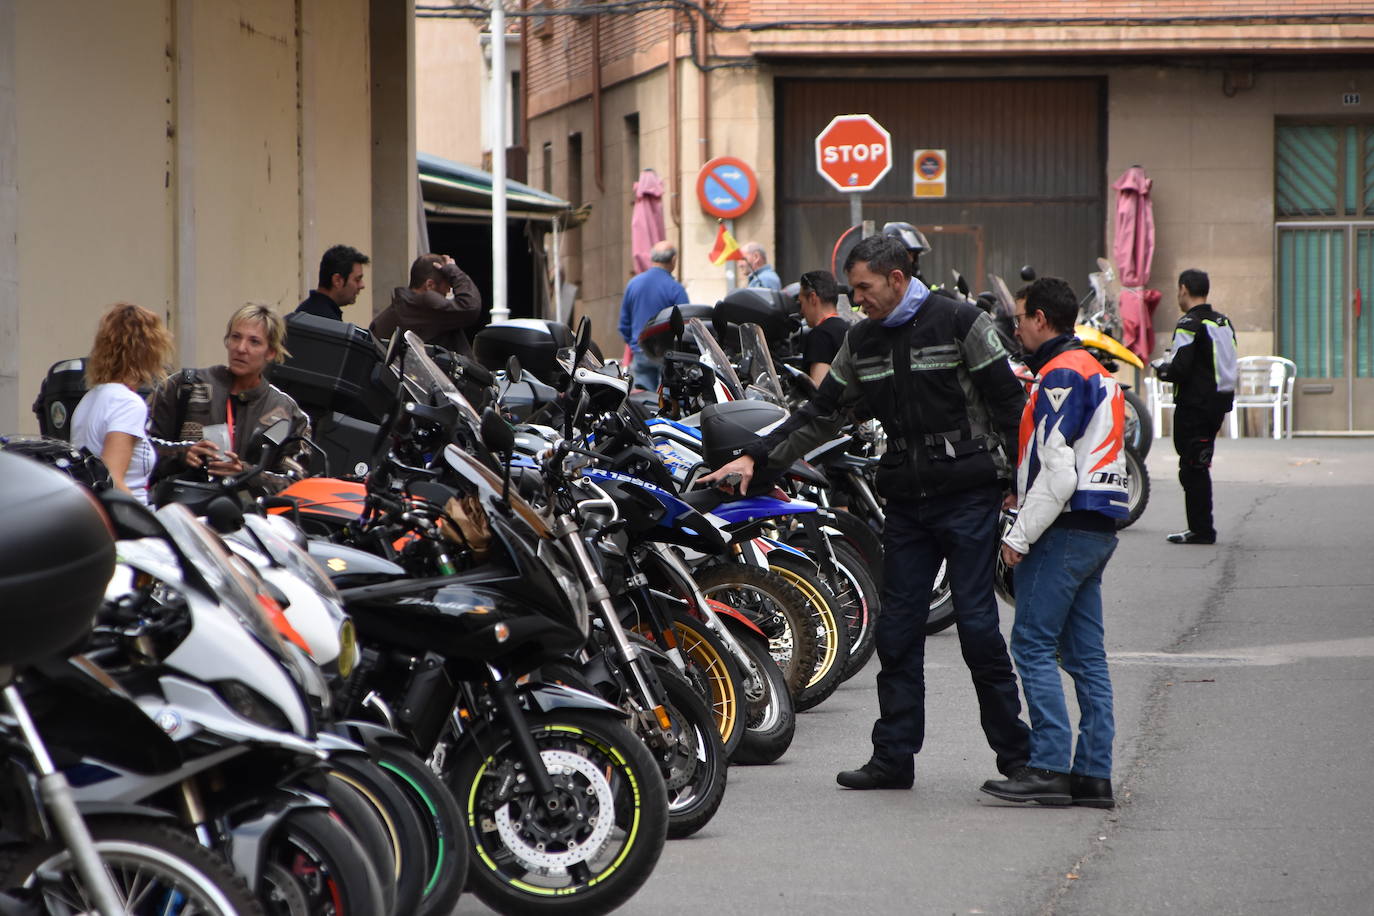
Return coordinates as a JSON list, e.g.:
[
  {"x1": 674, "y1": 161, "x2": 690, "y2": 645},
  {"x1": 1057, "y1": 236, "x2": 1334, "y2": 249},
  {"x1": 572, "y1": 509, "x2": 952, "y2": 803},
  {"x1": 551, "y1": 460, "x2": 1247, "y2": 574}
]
[{"x1": 0, "y1": 816, "x2": 263, "y2": 916}]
